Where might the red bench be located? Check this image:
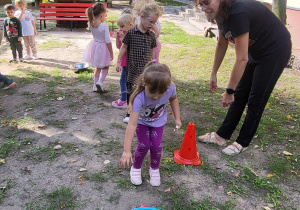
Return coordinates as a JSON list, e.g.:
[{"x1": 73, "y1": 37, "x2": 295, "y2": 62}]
[{"x1": 36, "y1": 3, "x2": 107, "y2": 31}]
